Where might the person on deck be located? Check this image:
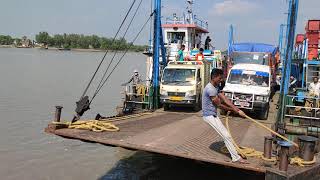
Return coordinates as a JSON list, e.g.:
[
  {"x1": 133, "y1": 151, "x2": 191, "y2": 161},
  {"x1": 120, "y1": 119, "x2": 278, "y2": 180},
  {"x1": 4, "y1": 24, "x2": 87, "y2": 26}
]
[
  {"x1": 308, "y1": 77, "x2": 320, "y2": 97},
  {"x1": 204, "y1": 36, "x2": 212, "y2": 50},
  {"x1": 177, "y1": 44, "x2": 191, "y2": 61},
  {"x1": 122, "y1": 69, "x2": 142, "y2": 94},
  {"x1": 195, "y1": 48, "x2": 205, "y2": 64},
  {"x1": 177, "y1": 45, "x2": 185, "y2": 61},
  {"x1": 202, "y1": 69, "x2": 247, "y2": 163},
  {"x1": 289, "y1": 75, "x2": 297, "y2": 92},
  {"x1": 195, "y1": 34, "x2": 201, "y2": 49}
]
